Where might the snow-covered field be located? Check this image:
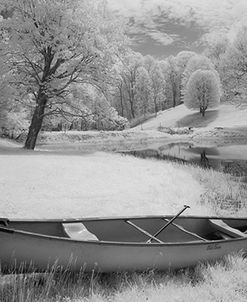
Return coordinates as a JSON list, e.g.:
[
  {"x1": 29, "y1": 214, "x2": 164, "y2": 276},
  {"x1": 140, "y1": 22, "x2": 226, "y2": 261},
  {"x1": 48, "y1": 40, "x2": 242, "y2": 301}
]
[{"x1": 0, "y1": 149, "x2": 207, "y2": 219}]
